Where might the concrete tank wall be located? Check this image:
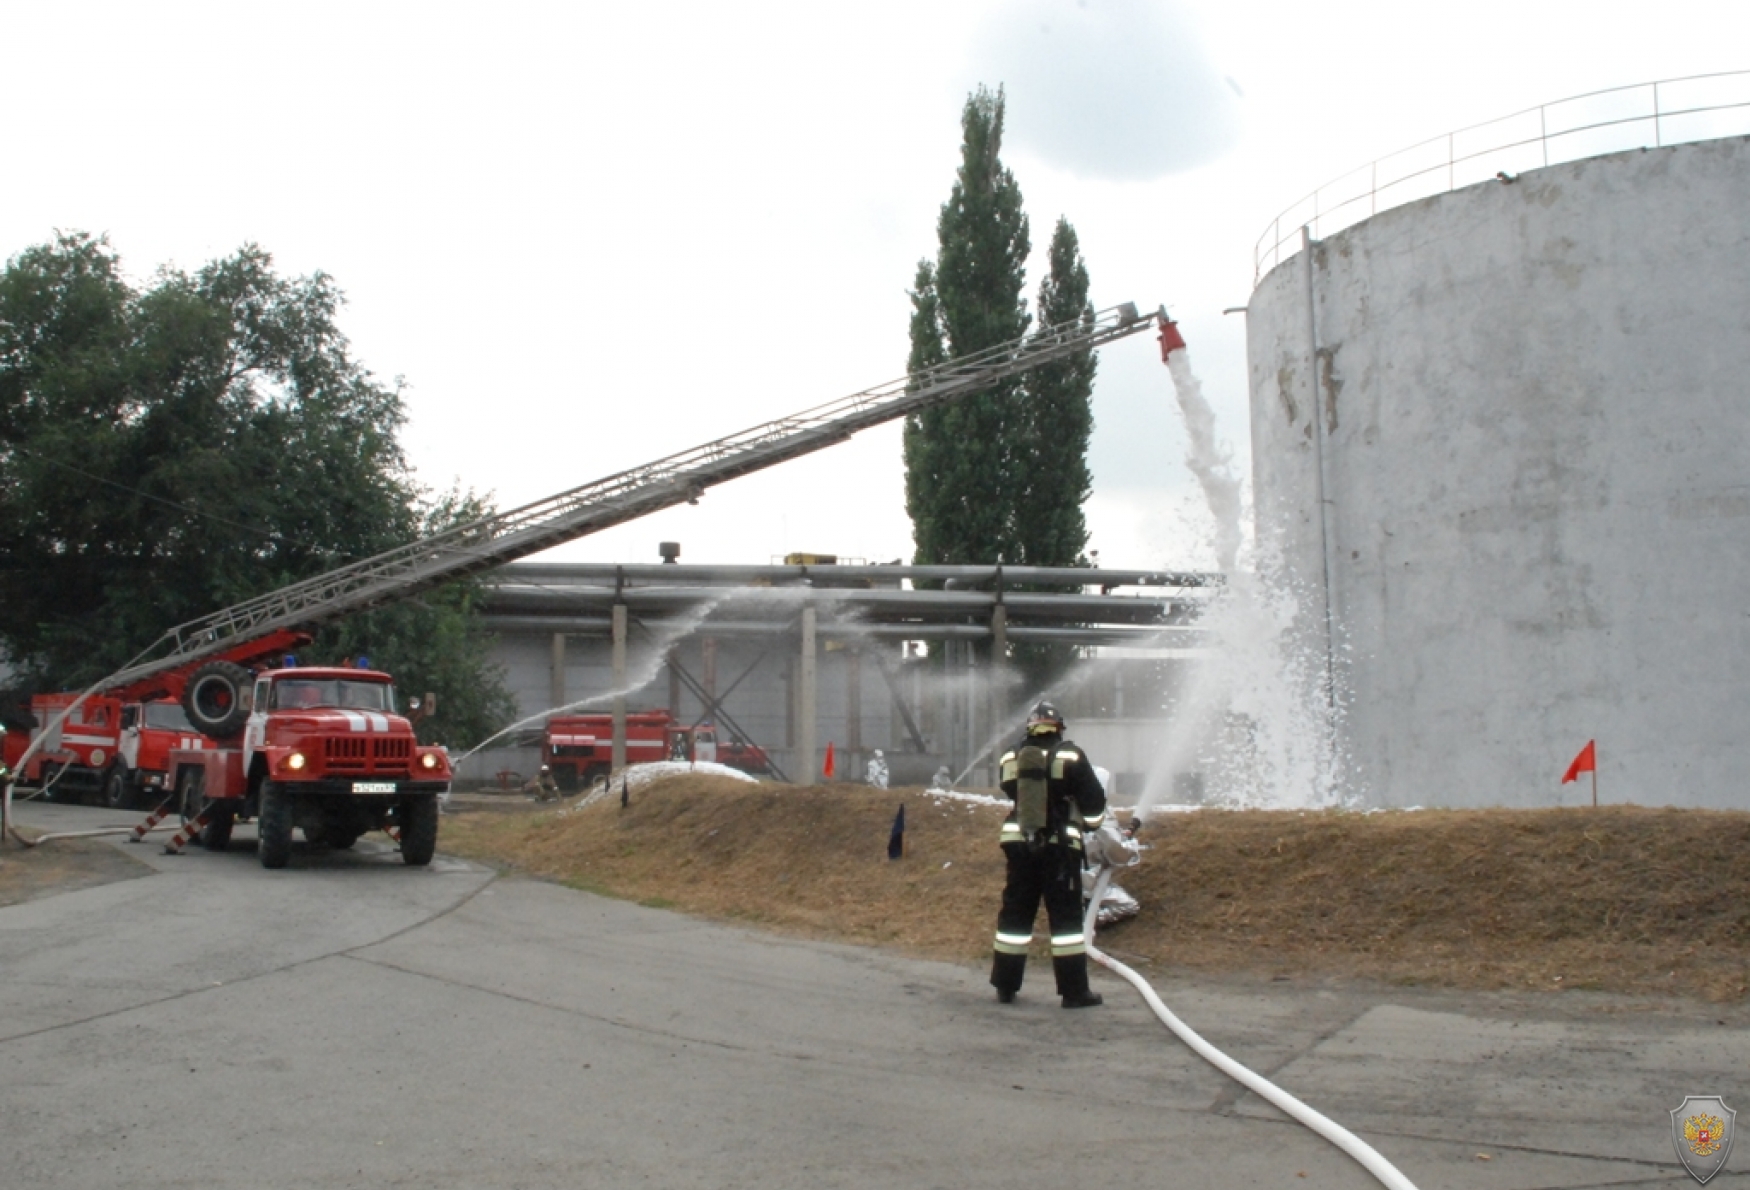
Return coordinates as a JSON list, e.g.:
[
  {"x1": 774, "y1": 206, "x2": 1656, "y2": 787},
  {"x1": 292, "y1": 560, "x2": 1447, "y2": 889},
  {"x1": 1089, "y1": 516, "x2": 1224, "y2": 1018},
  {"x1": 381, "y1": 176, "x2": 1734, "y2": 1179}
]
[{"x1": 1246, "y1": 136, "x2": 1750, "y2": 808}]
